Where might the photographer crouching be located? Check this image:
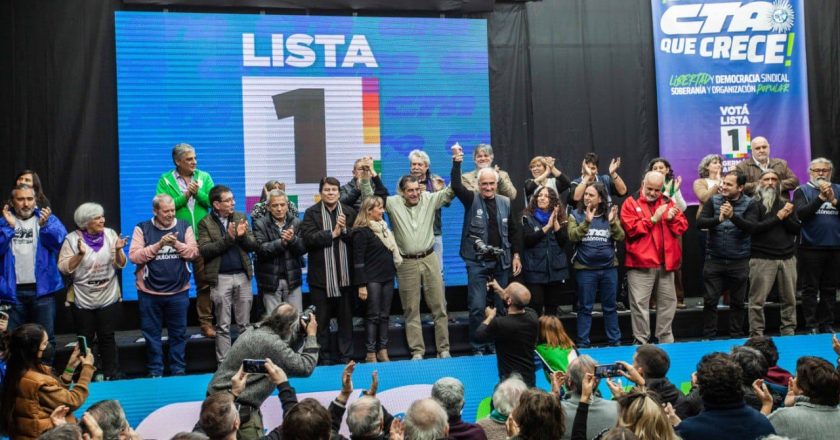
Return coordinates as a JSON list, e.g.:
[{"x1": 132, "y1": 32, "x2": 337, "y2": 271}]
[{"x1": 205, "y1": 303, "x2": 319, "y2": 440}]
